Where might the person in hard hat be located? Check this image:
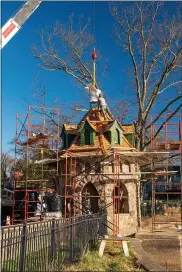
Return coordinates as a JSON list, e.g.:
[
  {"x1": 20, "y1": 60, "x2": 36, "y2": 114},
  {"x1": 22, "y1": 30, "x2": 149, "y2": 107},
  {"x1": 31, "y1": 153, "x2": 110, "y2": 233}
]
[
  {"x1": 85, "y1": 84, "x2": 102, "y2": 108},
  {"x1": 98, "y1": 93, "x2": 107, "y2": 120}
]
